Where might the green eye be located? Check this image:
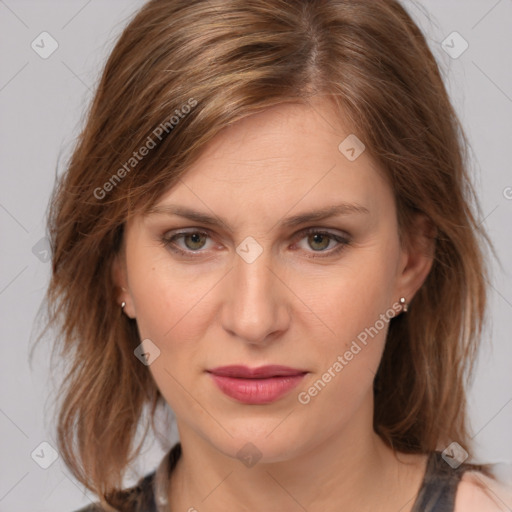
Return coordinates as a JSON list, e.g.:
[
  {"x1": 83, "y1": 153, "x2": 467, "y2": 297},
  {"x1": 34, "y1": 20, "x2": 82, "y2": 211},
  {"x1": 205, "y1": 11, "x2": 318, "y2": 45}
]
[
  {"x1": 293, "y1": 228, "x2": 350, "y2": 258},
  {"x1": 161, "y1": 228, "x2": 351, "y2": 259},
  {"x1": 307, "y1": 233, "x2": 331, "y2": 251},
  {"x1": 181, "y1": 232, "x2": 208, "y2": 251}
]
